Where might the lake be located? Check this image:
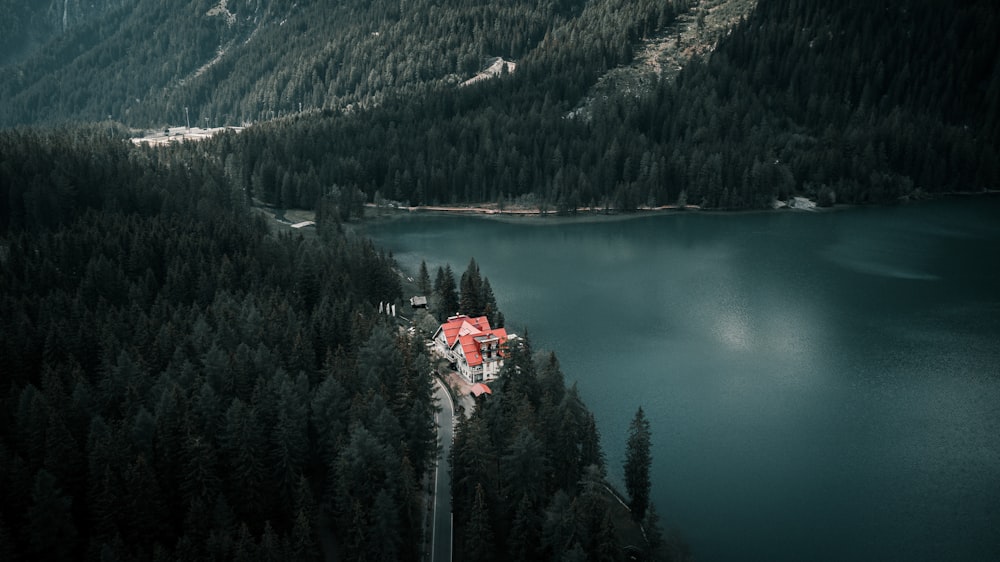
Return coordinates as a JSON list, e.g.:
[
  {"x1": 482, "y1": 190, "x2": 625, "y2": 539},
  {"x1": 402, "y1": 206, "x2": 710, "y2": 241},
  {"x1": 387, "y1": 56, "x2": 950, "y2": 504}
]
[{"x1": 363, "y1": 198, "x2": 1000, "y2": 561}]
